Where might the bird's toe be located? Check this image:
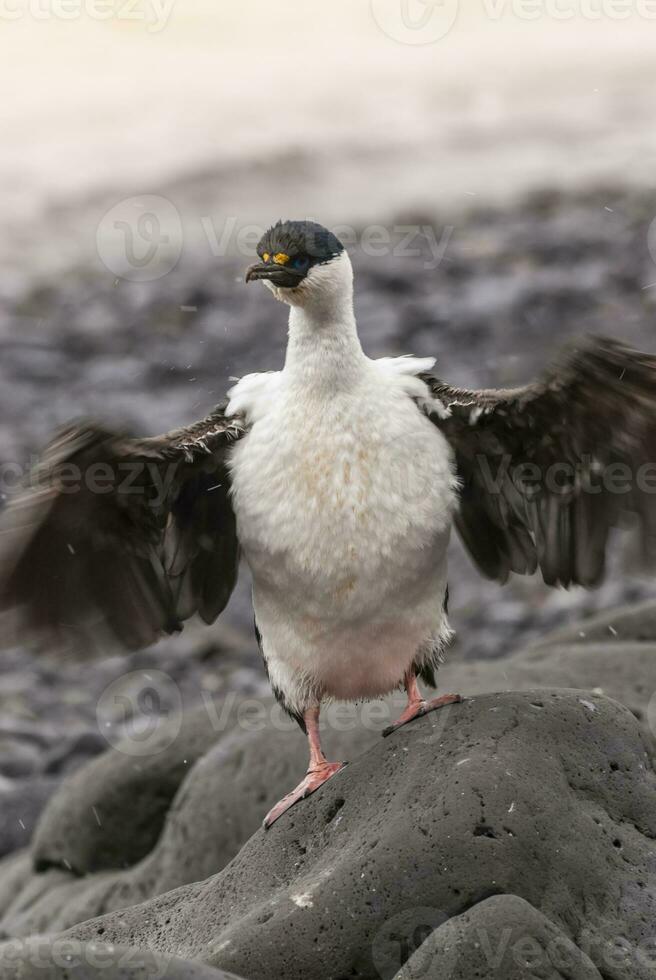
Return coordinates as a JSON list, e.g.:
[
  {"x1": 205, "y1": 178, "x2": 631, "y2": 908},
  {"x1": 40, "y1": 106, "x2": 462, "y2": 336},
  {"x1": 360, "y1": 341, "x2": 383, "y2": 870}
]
[
  {"x1": 263, "y1": 760, "x2": 347, "y2": 828},
  {"x1": 383, "y1": 693, "x2": 462, "y2": 737}
]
